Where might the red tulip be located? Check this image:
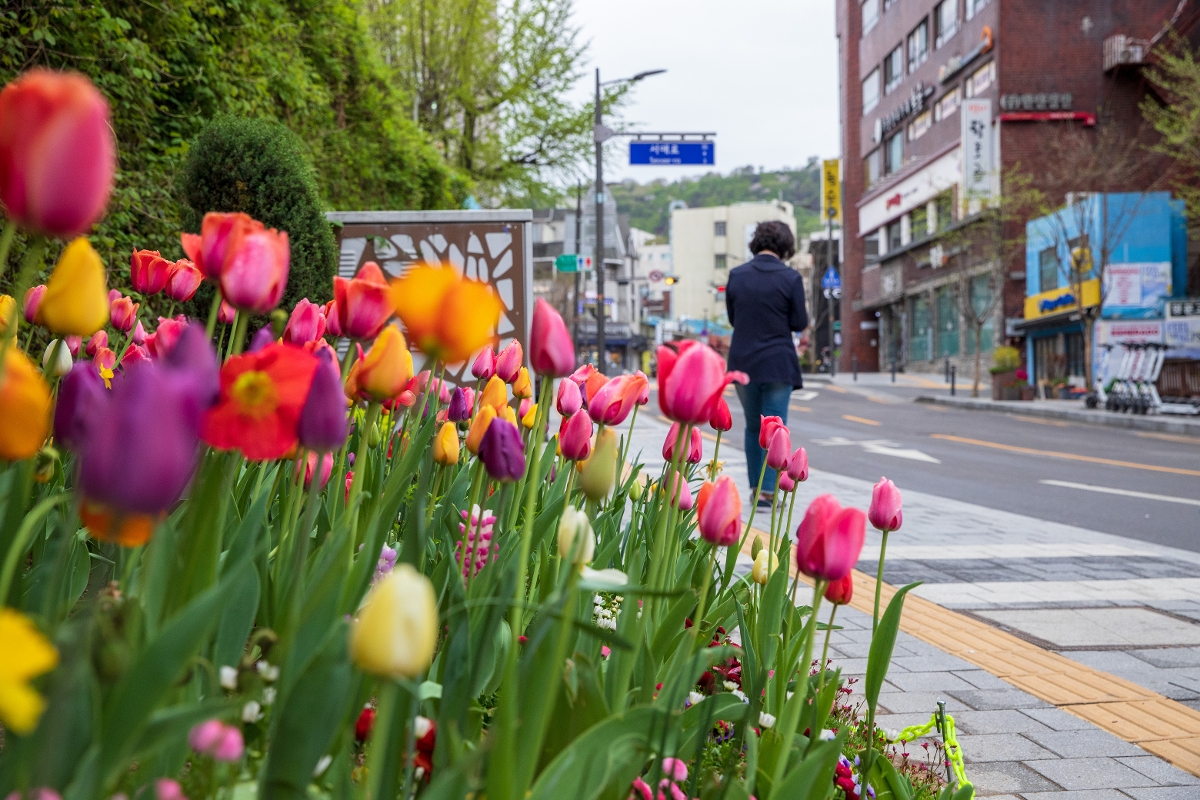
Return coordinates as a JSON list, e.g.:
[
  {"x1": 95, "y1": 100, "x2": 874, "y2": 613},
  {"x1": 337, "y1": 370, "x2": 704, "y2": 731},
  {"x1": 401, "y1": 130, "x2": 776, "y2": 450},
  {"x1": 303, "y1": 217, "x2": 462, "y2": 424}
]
[
  {"x1": 662, "y1": 422, "x2": 703, "y2": 464},
  {"x1": 556, "y1": 377, "x2": 582, "y2": 417},
  {"x1": 284, "y1": 298, "x2": 327, "y2": 345},
  {"x1": 766, "y1": 426, "x2": 791, "y2": 471},
  {"x1": 85, "y1": 329, "x2": 108, "y2": 357},
  {"x1": 355, "y1": 706, "x2": 376, "y2": 742},
  {"x1": 219, "y1": 225, "x2": 289, "y2": 315},
  {"x1": 794, "y1": 494, "x2": 866, "y2": 582},
  {"x1": 559, "y1": 409, "x2": 593, "y2": 461},
  {"x1": 656, "y1": 341, "x2": 747, "y2": 424},
  {"x1": 496, "y1": 340, "x2": 523, "y2": 383},
  {"x1": 23, "y1": 284, "x2": 45, "y2": 324},
  {"x1": 0, "y1": 69, "x2": 115, "y2": 237},
  {"x1": 698, "y1": 475, "x2": 742, "y2": 547},
  {"x1": 825, "y1": 574, "x2": 854, "y2": 605},
  {"x1": 588, "y1": 373, "x2": 647, "y2": 425},
  {"x1": 529, "y1": 298, "x2": 575, "y2": 376},
  {"x1": 710, "y1": 396, "x2": 732, "y2": 432},
  {"x1": 758, "y1": 415, "x2": 785, "y2": 449},
  {"x1": 110, "y1": 295, "x2": 138, "y2": 333},
  {"x1": 334, "y1": 261, "x2": 391, "y2": 340},
  {"x1": 130, "y1": 249, "x2": 172, "y2": 296},
  {"x1": 868, "y1": 477, "x2": 903, "y2": 533},
  {"x1": 471, "y1": 348, "x2": 496, "y2": 380},
  {"x1": 165, "y1": 259, "x2": 202, "y2": 302},
  {"x1": 787, "y1": 447, "x2": 809, "y2": 482}
]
